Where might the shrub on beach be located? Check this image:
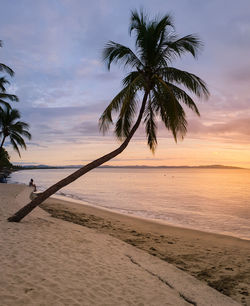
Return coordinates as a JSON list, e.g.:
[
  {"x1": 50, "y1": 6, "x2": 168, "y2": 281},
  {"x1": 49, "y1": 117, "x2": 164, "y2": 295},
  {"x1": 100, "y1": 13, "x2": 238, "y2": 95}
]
[{"x1": 0, "y1": 147, "x2": 12, "y2": 170}]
